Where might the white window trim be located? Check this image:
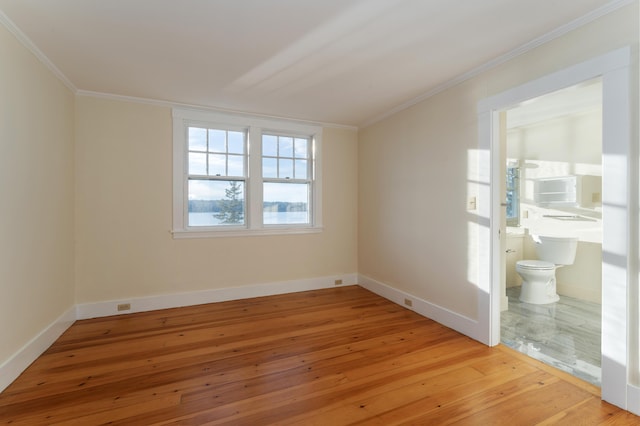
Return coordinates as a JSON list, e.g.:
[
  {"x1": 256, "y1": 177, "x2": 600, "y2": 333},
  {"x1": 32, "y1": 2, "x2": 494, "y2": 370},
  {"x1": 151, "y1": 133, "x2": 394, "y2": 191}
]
[{"x1": 172, "y1": 108, "x2": 323, "y2": 238}]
